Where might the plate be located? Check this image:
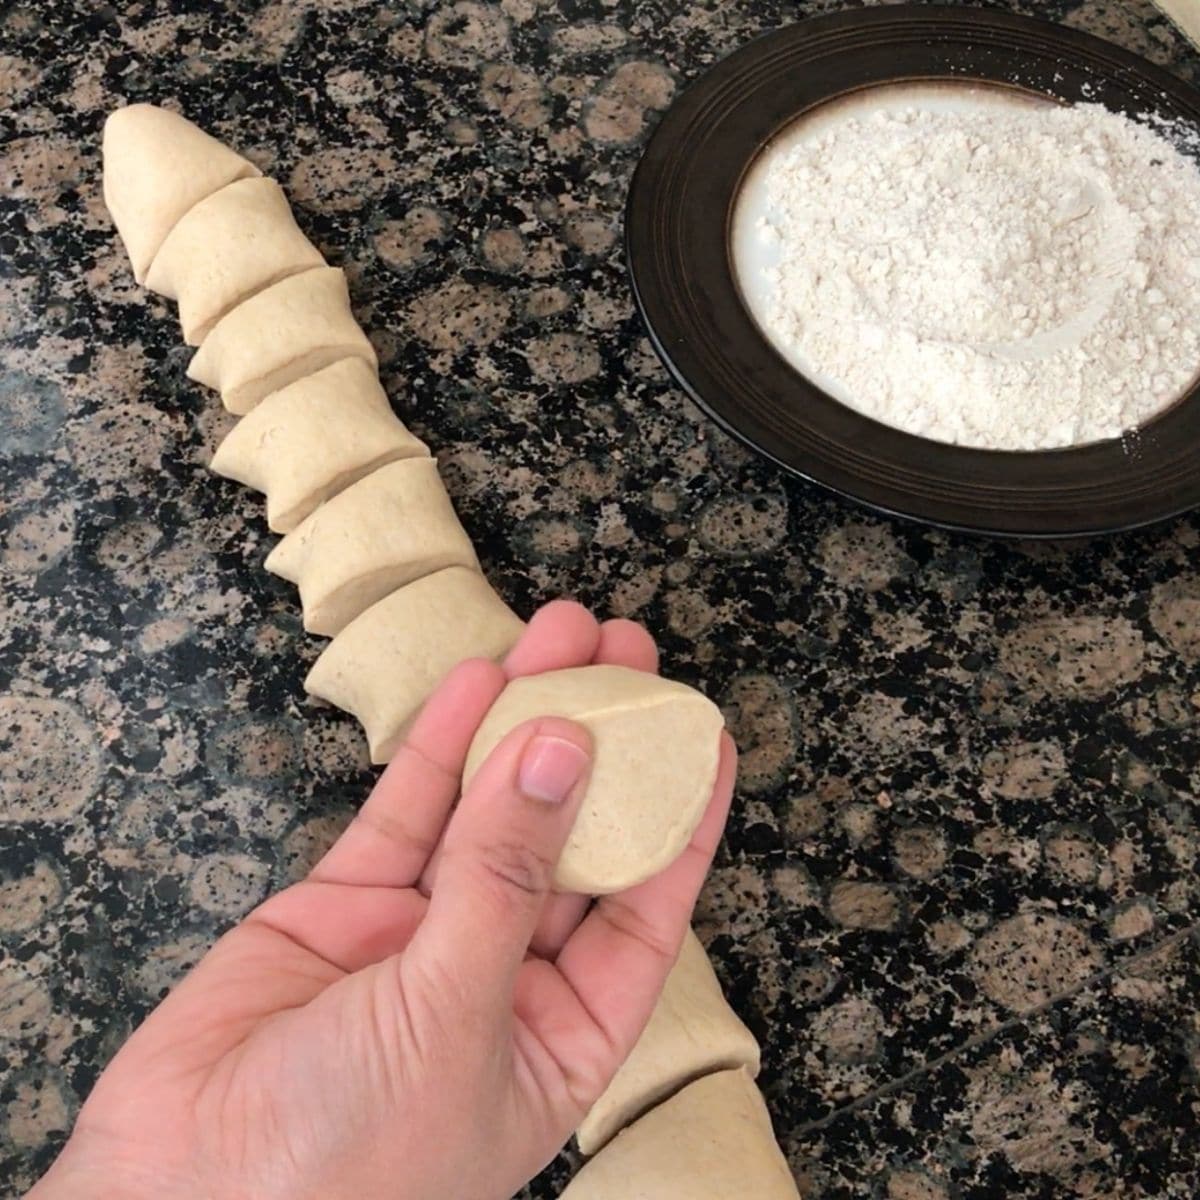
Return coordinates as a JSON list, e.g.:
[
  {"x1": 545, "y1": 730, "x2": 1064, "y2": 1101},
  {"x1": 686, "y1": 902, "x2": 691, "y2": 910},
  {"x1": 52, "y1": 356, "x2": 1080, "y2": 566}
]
[{"x1": 625, "y1": 5, "x2": 1200, "y2": 537}]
